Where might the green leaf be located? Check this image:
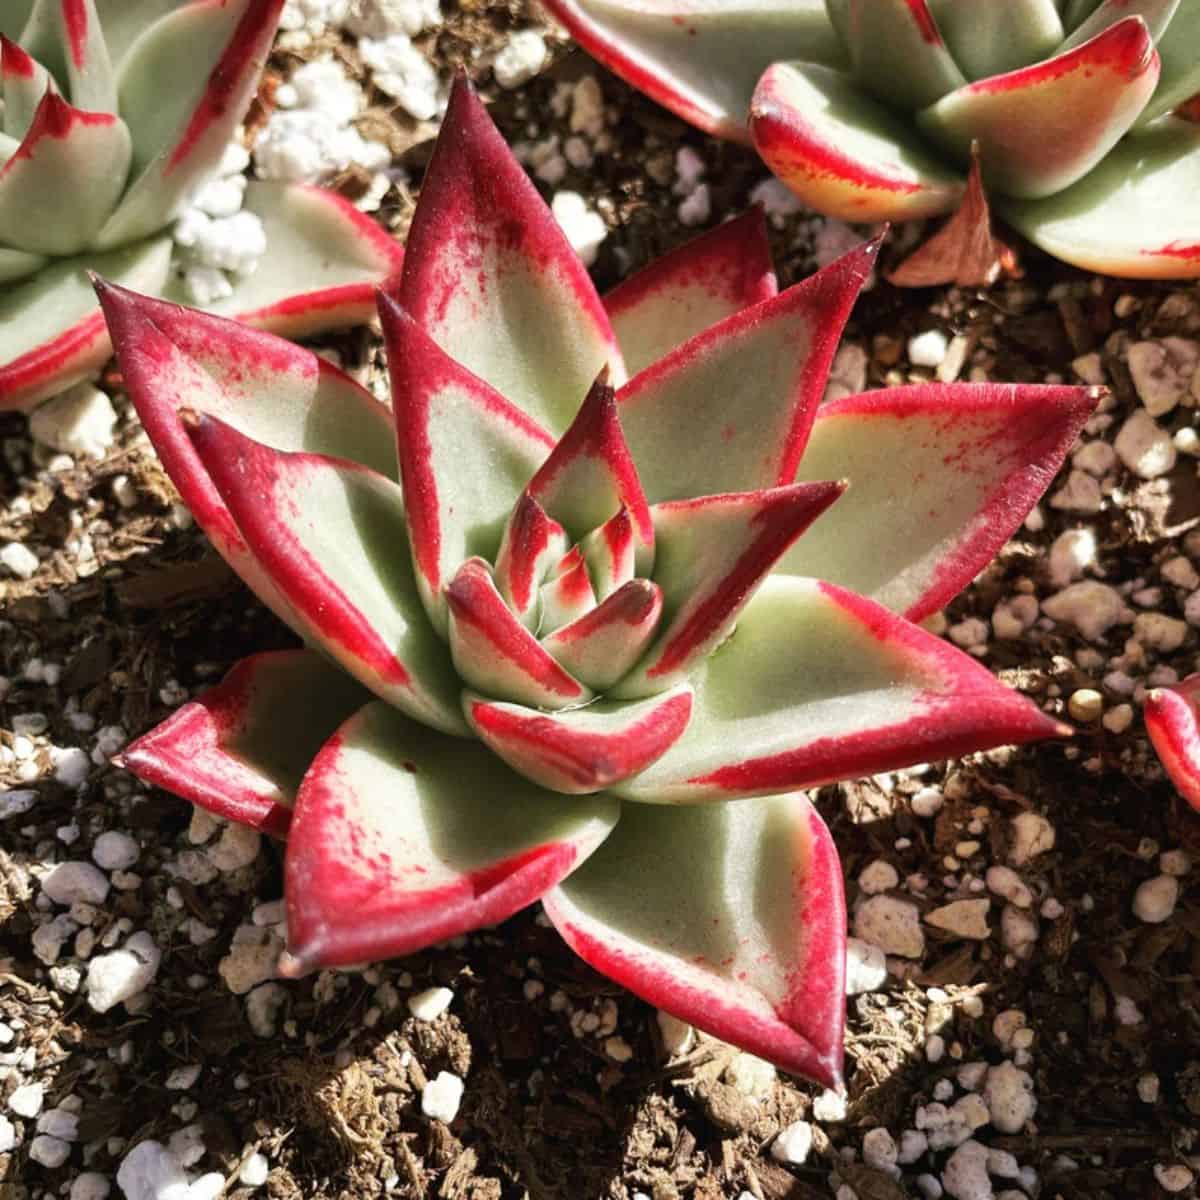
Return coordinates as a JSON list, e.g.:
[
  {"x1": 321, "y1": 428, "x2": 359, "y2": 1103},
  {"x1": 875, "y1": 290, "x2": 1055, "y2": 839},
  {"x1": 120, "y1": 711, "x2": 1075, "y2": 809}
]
[
  {"x1": 544, "y1": 791, "x2": 847, "y2": 1086},
  {"x1": 1139, "y1": 0, "x2": 1200, "y2": 124},
  {"x1": 1001, "y1": 117, "x2": 1200, "y2": 277},
  {"x1": 283, "y1": 701, "x2": 619, "y2": 971},
  {"x1": 615, "y1": 576, "x2": 1065, "y2": 804},
  {"x1": 928, "y1": 0, "x2": 1063, "y2": 79},
  {"x1": 844, "y1": 0, "x2": 965, "y2": 109},
  {"x1": 94, "y1": 0, "x2": 182, "y2": 68},
  {"x1": 0, "y1": 247, "x2": 46, "y2": 284},
  {"x1": 0, "y1": 1, "x2": 36, "y2": 40},
  {"x1": 1060, "y1": 0, "x2": 1179, "y2": 51}
]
